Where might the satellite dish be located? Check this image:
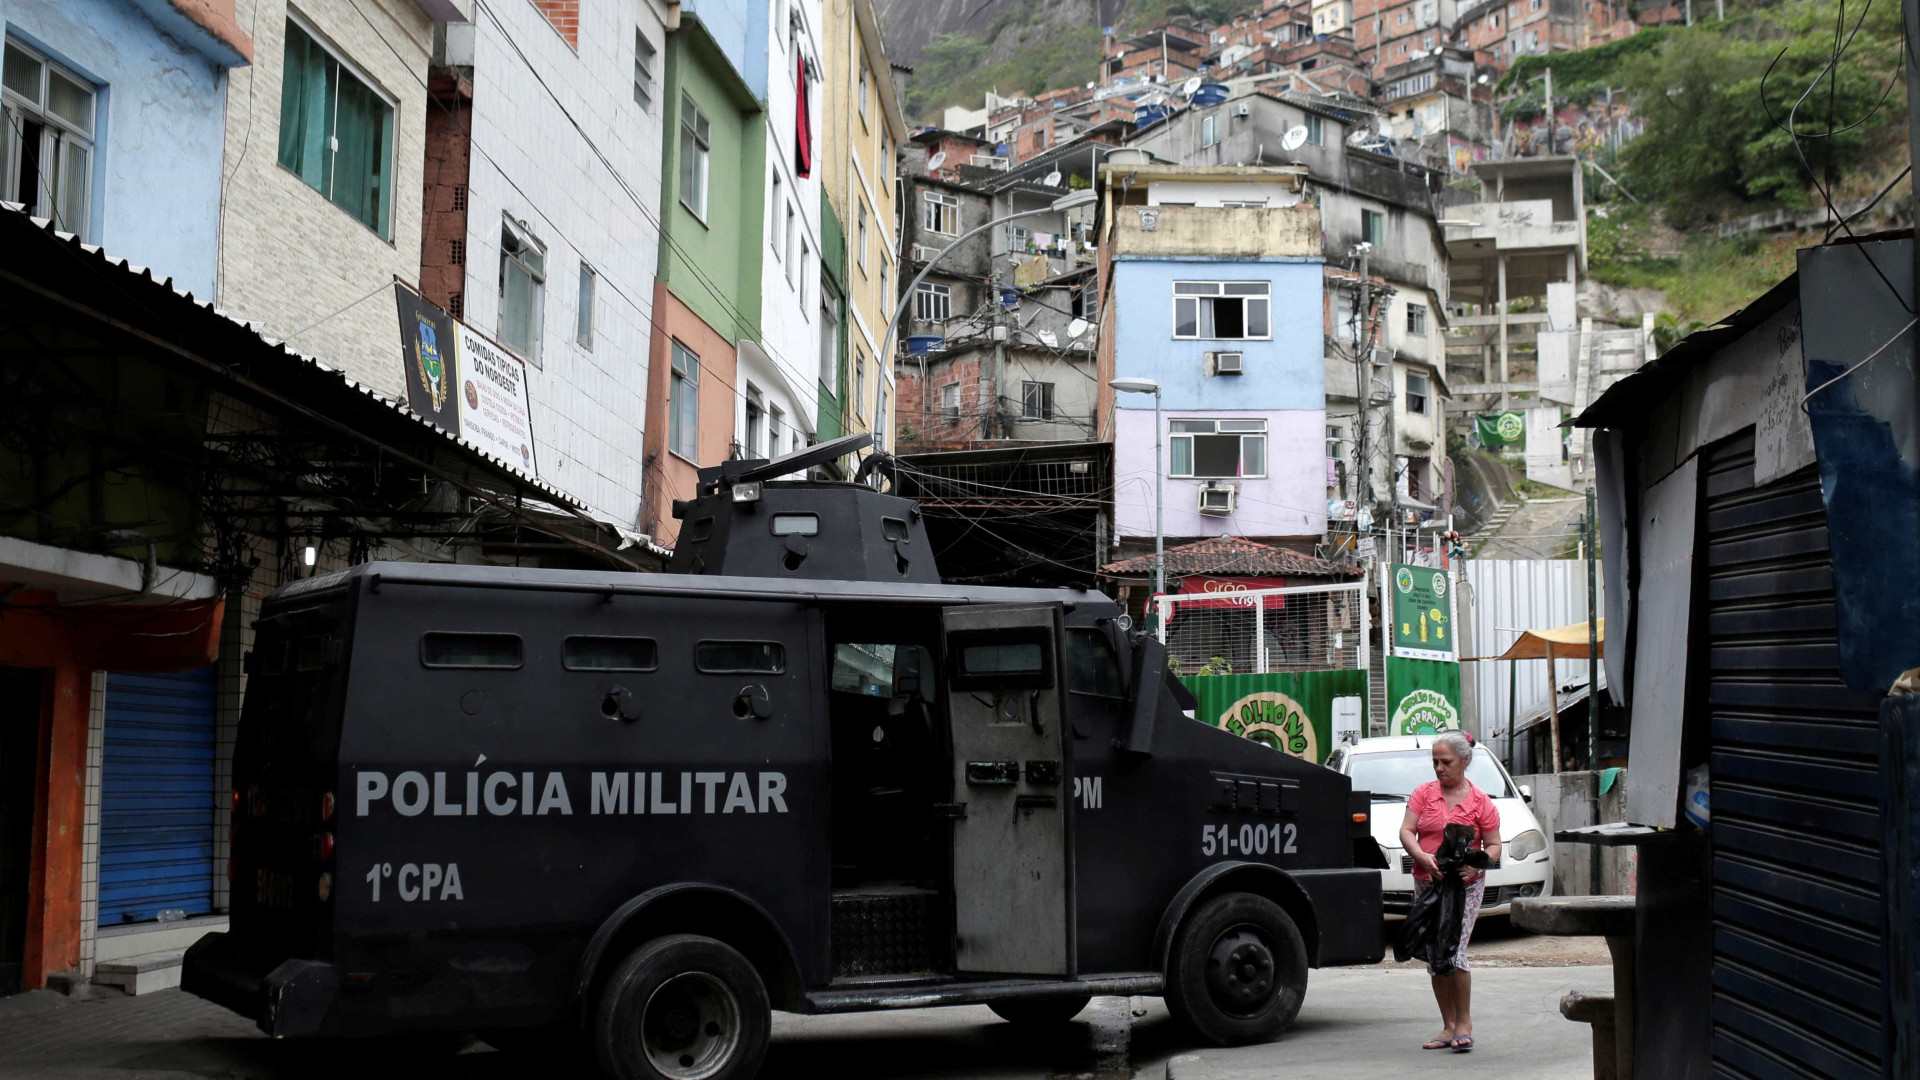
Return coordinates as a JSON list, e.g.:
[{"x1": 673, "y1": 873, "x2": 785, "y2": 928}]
[
  {"x1": 1346, "y1": 129, "x2": 1371, "y2": 147},
  {"x1": 1067, "y1": 318, "x2": 1090, "y2": 339},
  {"x1": 926, "y1": 151, "x2": 947, "y2": 171},
  {"x1": 1044, "y1": 170, "x2": 1063, "y2": 187},
  {"x1": 1181, "y1": 76, "x2": 1203, "y2": 97},
  {"x1": 1280, "y1": 125, "x2": 1309, "y2": 151}
]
